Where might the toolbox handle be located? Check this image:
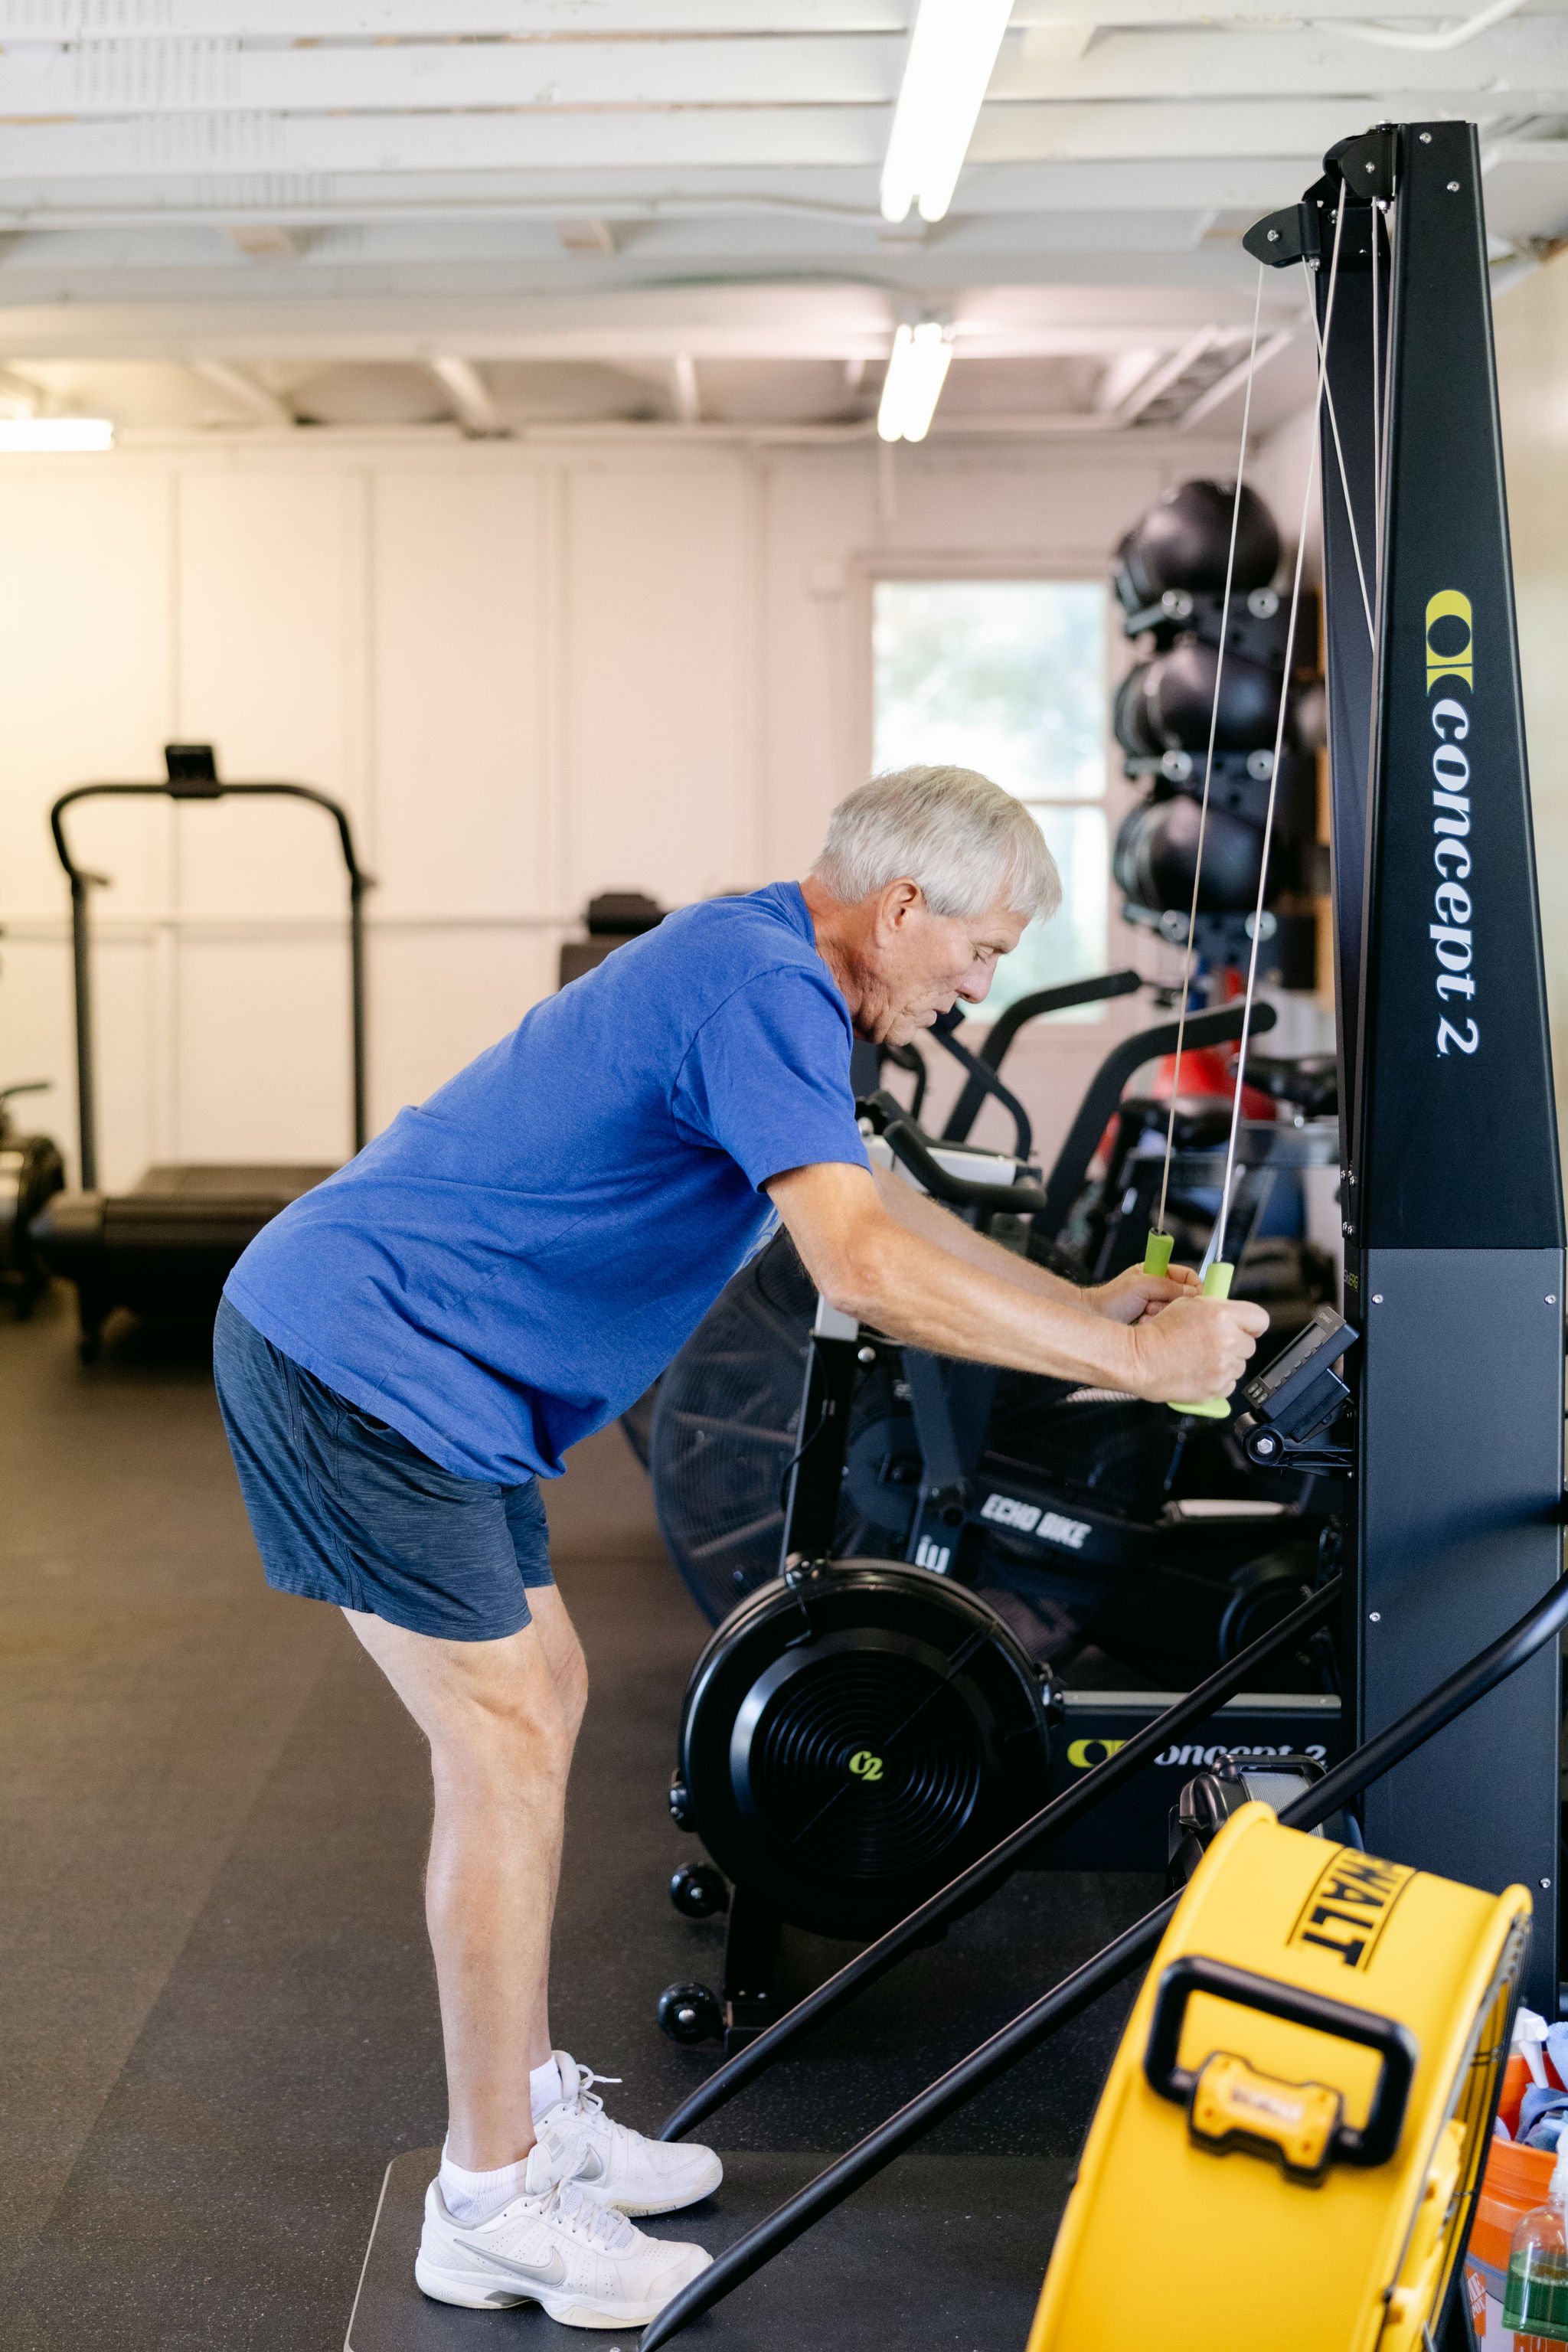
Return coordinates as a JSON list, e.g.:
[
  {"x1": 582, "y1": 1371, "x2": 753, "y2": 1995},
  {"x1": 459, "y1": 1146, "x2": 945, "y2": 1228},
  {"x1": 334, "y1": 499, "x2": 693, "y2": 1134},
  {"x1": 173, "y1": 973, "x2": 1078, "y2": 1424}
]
[{"x1": 1144, "y1": 1954, "x2": 1418, "y2": 2167}]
